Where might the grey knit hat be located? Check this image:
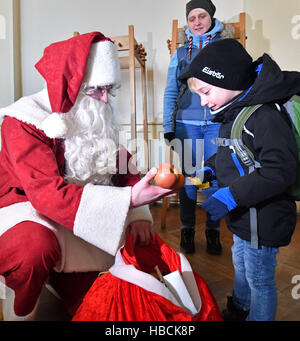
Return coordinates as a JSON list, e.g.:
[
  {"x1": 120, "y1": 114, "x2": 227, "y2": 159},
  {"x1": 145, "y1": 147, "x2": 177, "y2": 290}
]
[{"x1": 186, "y1": 0, "x2": 216, "y2": 19}]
